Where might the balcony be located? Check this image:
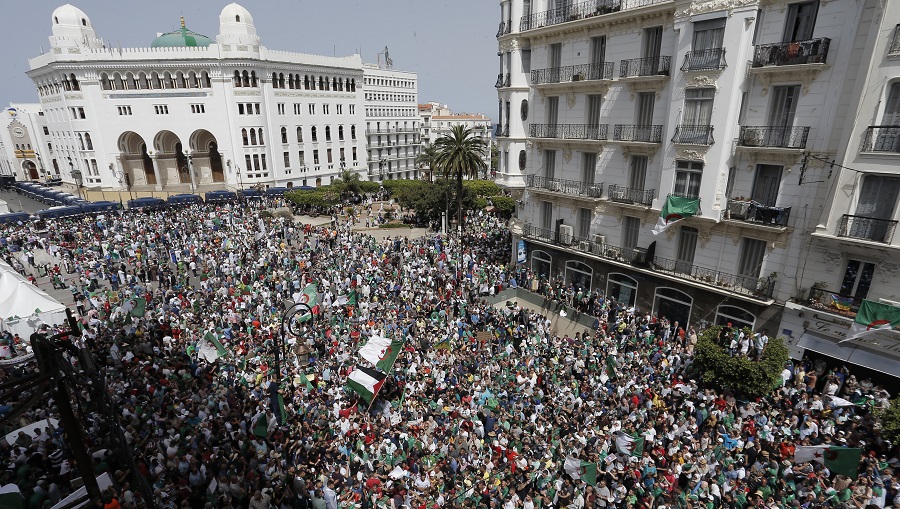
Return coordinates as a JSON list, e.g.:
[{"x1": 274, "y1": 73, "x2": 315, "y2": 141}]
[
  {"x1": 526, "y1": 174, "x2": 604, "y2": 199},
  {"x1": 529, "y1": 123, "x2": 609, "y2": 142},
  {"x1": 366, "y1": 127, "x2": 419, "y2": 135},
  {"x1": 531, "y1": 62, "x2": 614, "y2": 87},
  {"x1": 672, "y1": 125, "x2": 714, "y2": 145},
  {"x1": 805, "y1": 287, "x2": 862, "y2": 320},
  {"x1": 519, "y1": 0, "x2": 672, "y2": 33},
  {"x1": 607, "y1": 185, "x2": 654, "y2": 206},
  {"x1": 613, "y1": 124, "x2": 662, "y2": 143},
  {"x1": 725, "y1": 199, "x2": 791, "y2": 228},
  {"x1": 496, "y1": 20, "x2": 511, "y2": 38},
  {"x1": 522, "y1": 224, "x2": 777, "y2": 300},
  {"x1": 494, "y1": 125, "x2": 503, "y2": 137},
  {"x1": 838, "y1": 214, "x2": 898, "y2": 244},
  {"x1": 681, "y1": 48, "x2": 727, "y2": 72},
  {"x1": 889, "y1": 25, "x2": 900, "y2": 57},
  {"x1": 738, "y1": 126, "x2": 809, "y2": 150},
  {"x1": 861, "y1": 126, "x2": 900, "y2": 153},
  {"x1": 499, "y1": 125, "x2": 510, "y2": 138},
  {"x1": 752, "y1": 38, "x2": 830, "y2": 68},
  {"x1": 619, "y1": 56, "x2": 671, "y2": 78},
  {"x1": 495, "y1": 73, "x2": 510, "y2": 88}
]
